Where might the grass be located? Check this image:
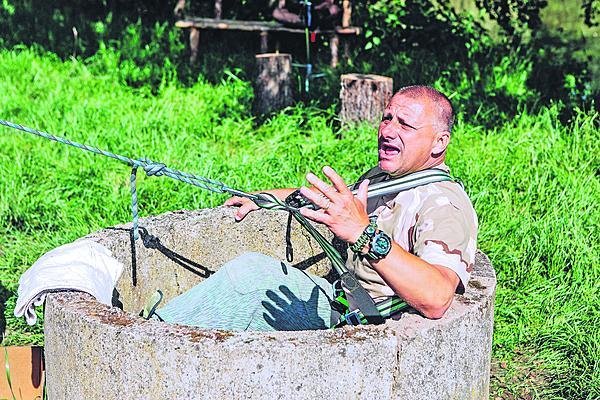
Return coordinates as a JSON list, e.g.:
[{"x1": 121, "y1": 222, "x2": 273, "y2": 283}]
[{"x1": 0, "y1": 48, "x2": 598, "y2": 399}]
